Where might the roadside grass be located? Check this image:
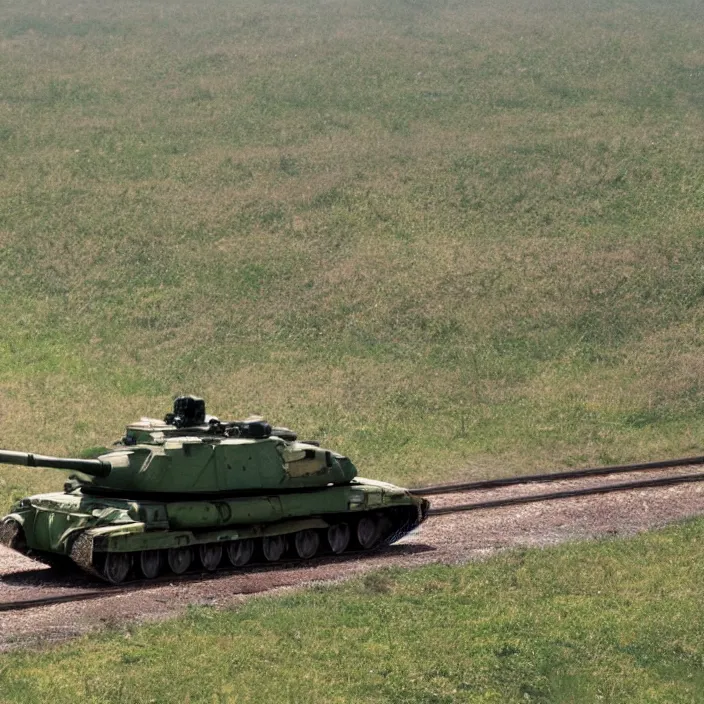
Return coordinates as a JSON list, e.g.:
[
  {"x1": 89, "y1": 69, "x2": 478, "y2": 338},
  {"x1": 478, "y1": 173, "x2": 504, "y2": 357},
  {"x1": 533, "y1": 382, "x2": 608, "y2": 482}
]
[
  {"x1": 2, "y1": 518, "x2": 704, "y2": 702},
  {"x1": 1, "y1": 0, "x2": 704, "y2": 511}
]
